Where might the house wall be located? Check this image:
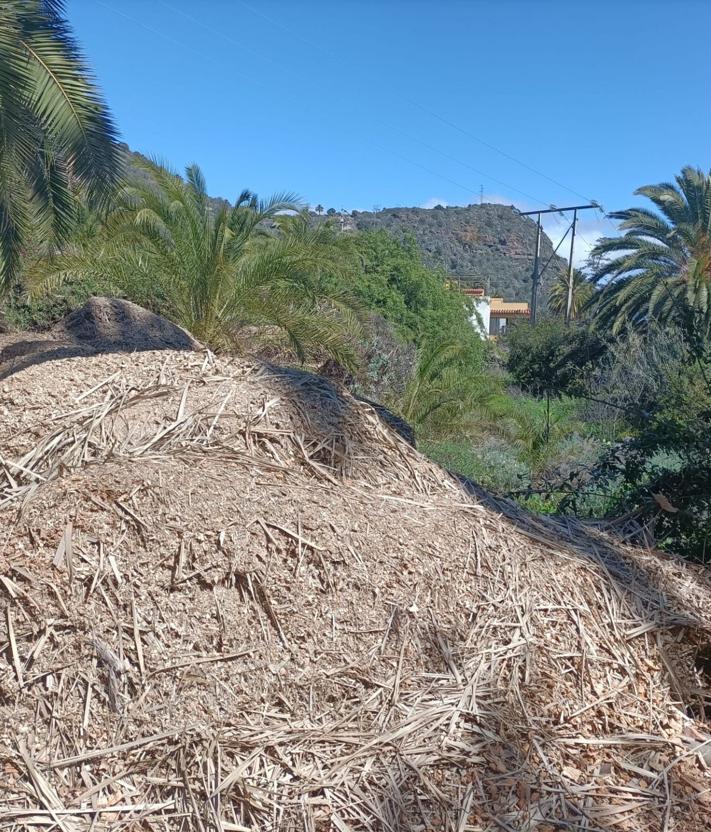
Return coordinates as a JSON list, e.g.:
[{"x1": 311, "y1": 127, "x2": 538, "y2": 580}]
[{"x1": 470, "y1": 297, "x2": 491, "y2": 339}]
